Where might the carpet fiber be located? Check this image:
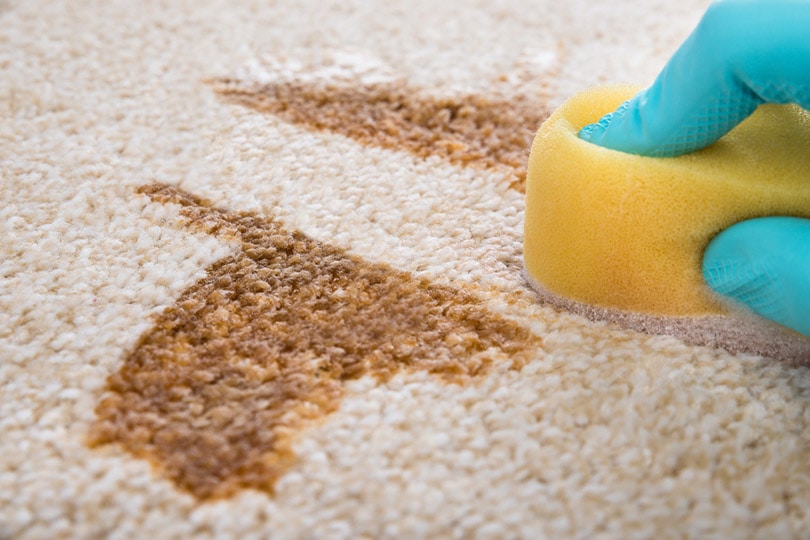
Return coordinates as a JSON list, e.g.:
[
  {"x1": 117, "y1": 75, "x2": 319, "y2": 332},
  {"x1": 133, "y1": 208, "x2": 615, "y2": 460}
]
[{"x1": 3, "y1": 1, "x2": 810, "y2": 538}]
